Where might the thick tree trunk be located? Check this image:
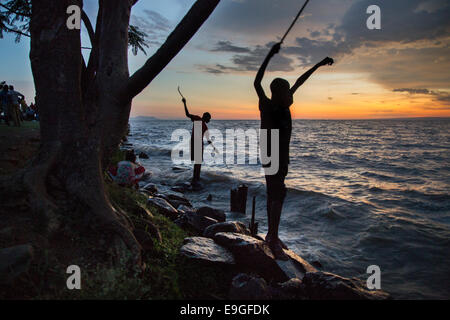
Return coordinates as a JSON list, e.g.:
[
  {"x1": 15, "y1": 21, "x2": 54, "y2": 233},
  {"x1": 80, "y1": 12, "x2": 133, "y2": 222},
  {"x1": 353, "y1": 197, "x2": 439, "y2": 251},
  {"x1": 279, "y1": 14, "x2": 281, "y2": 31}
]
[
  {"x1": 1, "y1": 0, "x2": 221, "y2": 269},
  {"x1": 28, "y1": 0, "x2": 142, "y2": 265}
]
